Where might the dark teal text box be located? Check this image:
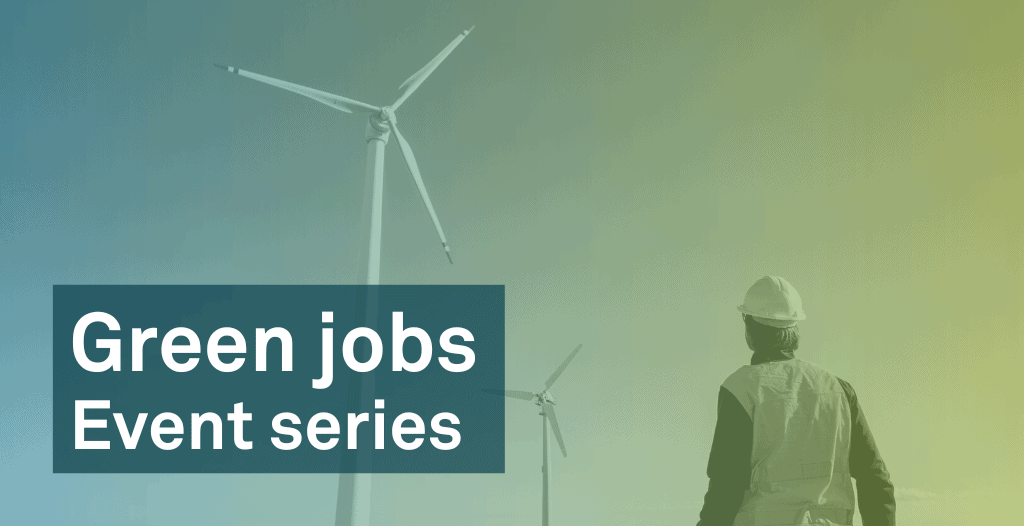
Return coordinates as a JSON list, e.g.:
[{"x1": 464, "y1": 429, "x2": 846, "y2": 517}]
[{"x1": 53, "y1": 285, "x2": 504, "y2": 473}]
